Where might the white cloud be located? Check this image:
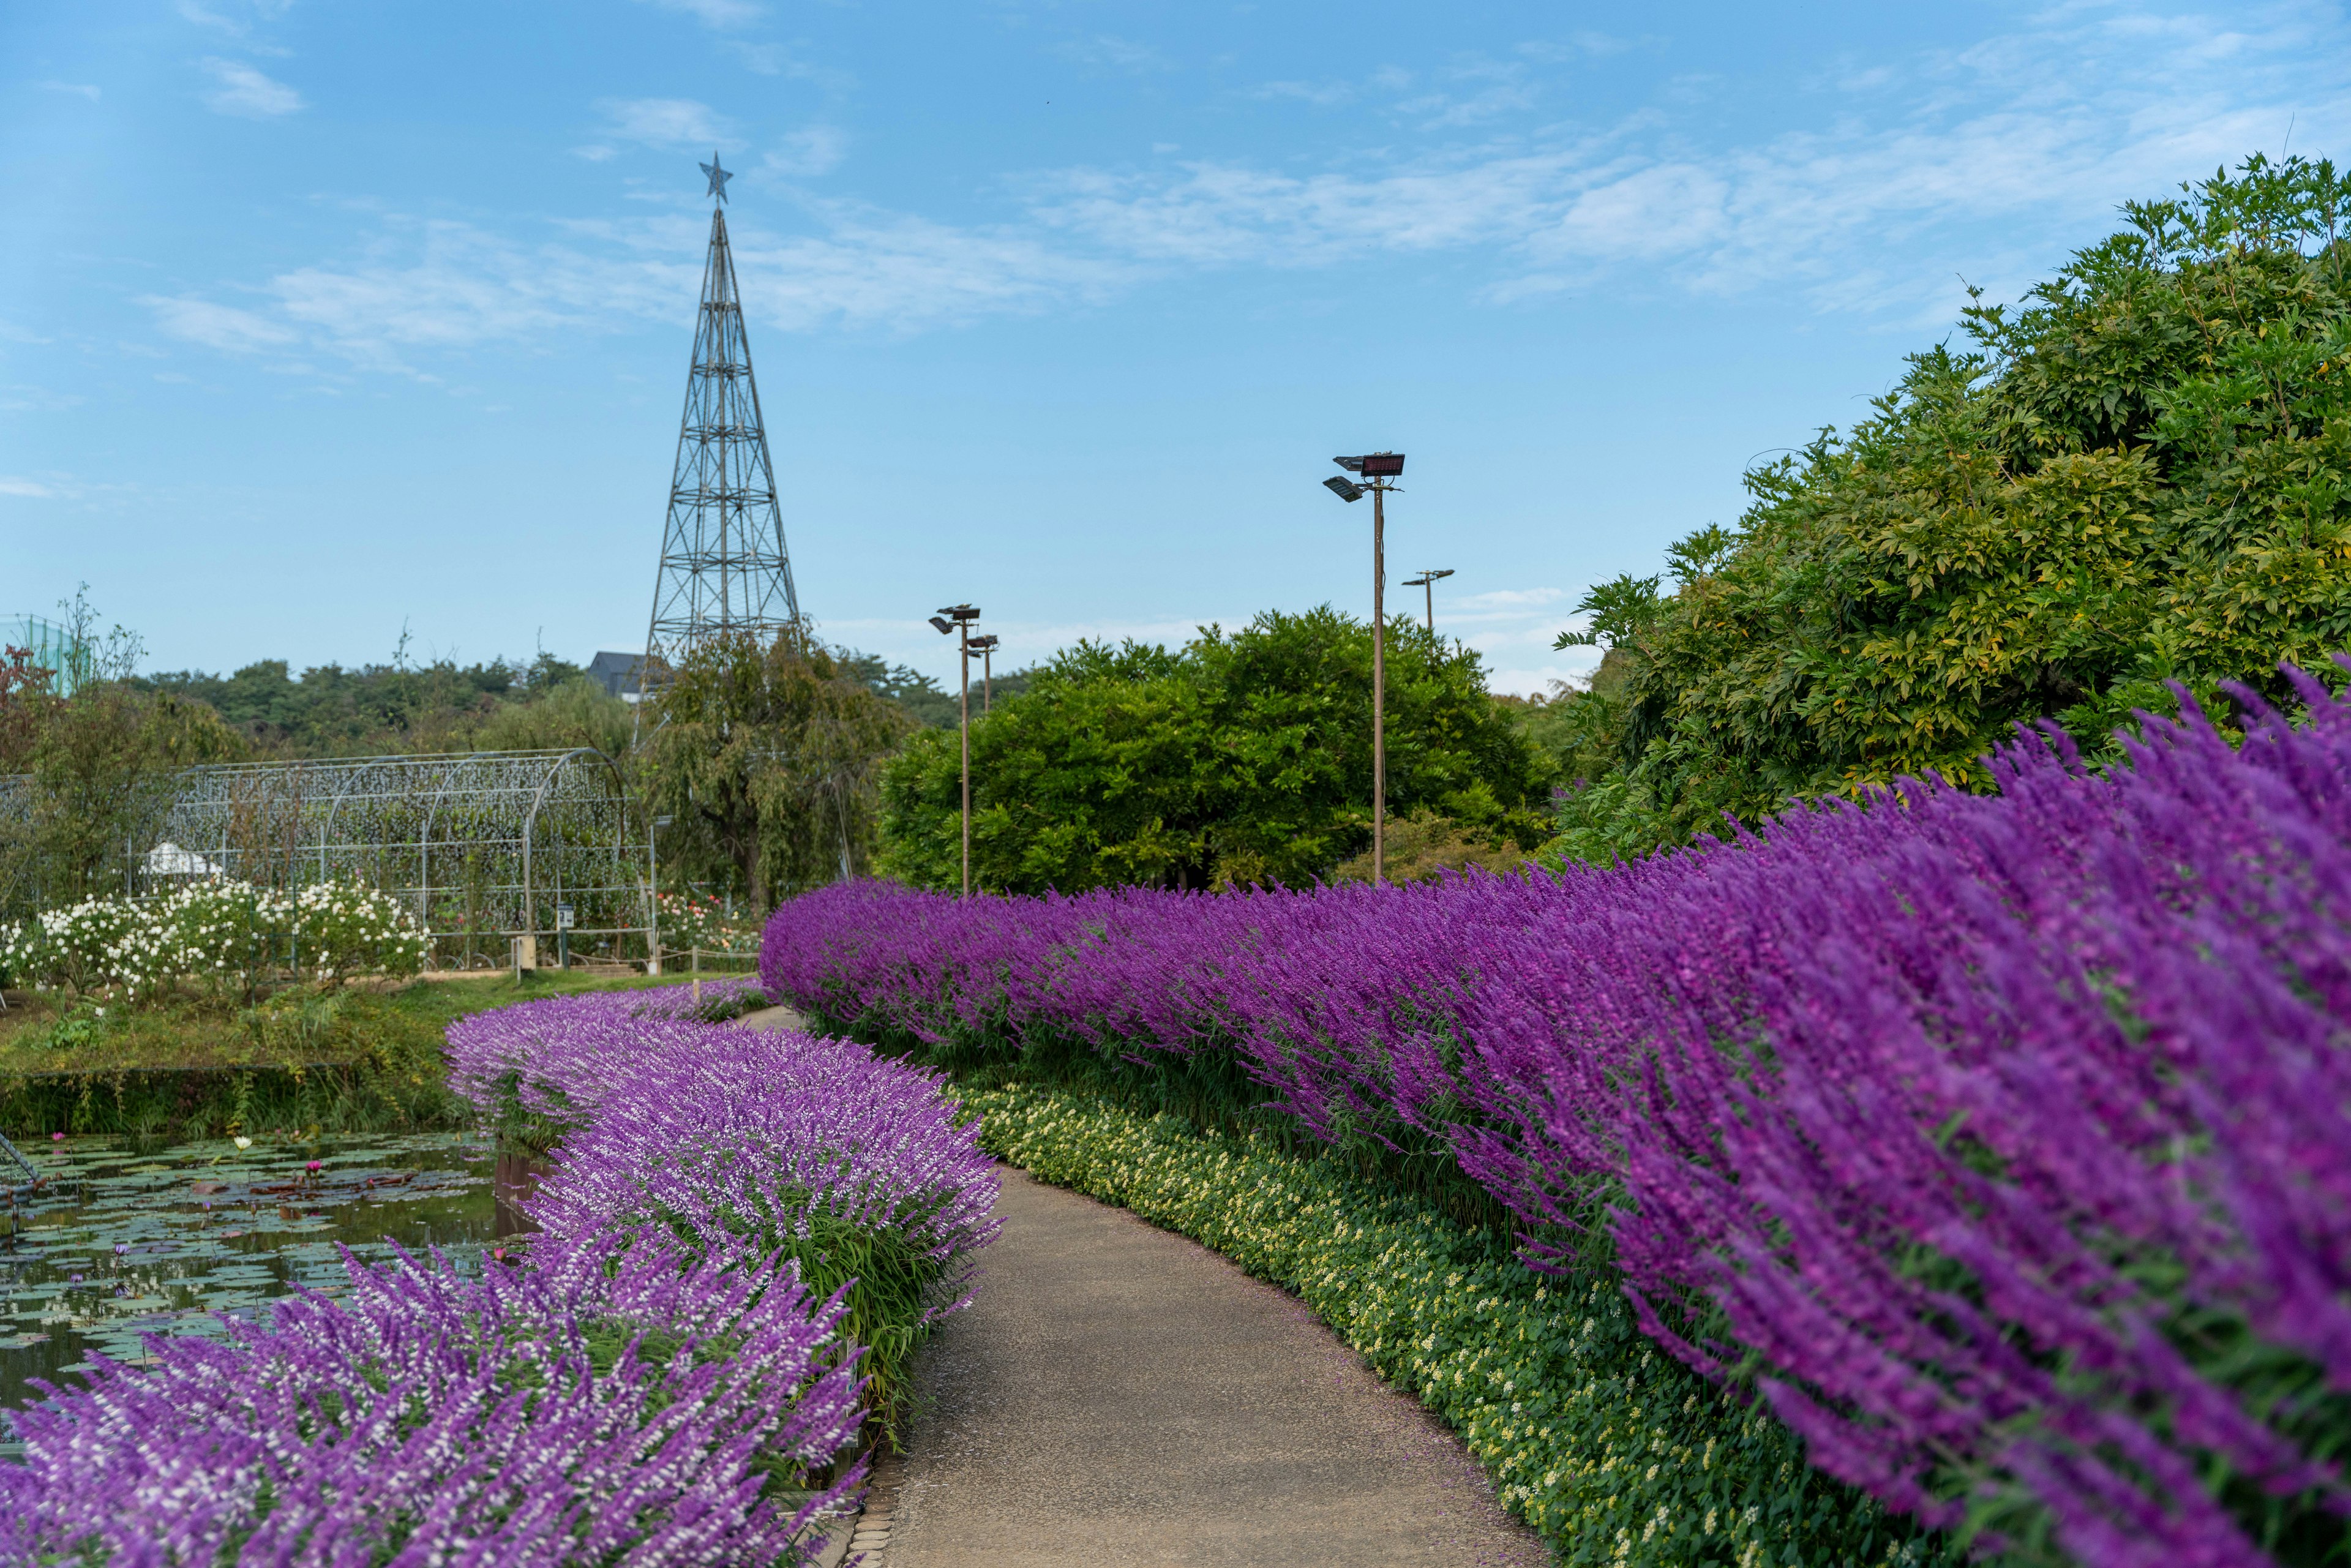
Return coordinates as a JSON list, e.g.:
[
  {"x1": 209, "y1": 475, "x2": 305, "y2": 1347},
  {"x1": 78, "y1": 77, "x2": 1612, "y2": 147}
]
[
  {"x1": 200, "y1": 58, "x2": 302, "y2": 118},
  {"x1": 38, "y1": 81, "x2": 101, "y2": 101},
  {"x1": 636, "y1": 0, "x2": 763, "y2": 28},
  {"x1": 765, "y1": 126, "x2": 846, "y2": 178},
  {"x1": 0, "y1": 383, "x2": 86, "y2": 411},
  {"x1": 597, "y1": 97, "x2": 737, "y2": 151},
  {"x1": 138, "y1": 201, "x2": 1130, "y2": 375},
  {"x1": 178, "y1": 2, "x2": 242, "y2": 34},
  {"x1": 142, "y1": 1, "x2": 2351, "y2": 372},
  {"x1": 1458, "y1": 587, "x2": 1567, "y2": 609},
  {"x1": 1543, "y1": 163, "x2": 1730, "y2": 260},
  {"x1": 141, "y1": 295, "x2": 299, "y2": 352},
  {"x1": 1057, "y1": 35, "x2": 1171, "y2": 73},
  {"x1": 0, "y1": 477, "x2": 61, "y2": 498},
  {"x1": 1250, "y1": 80, "x2": 1354, "y2": 107},
  {"x1": 573, "y1": 144, "x2": 617, "y2": 162}
]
